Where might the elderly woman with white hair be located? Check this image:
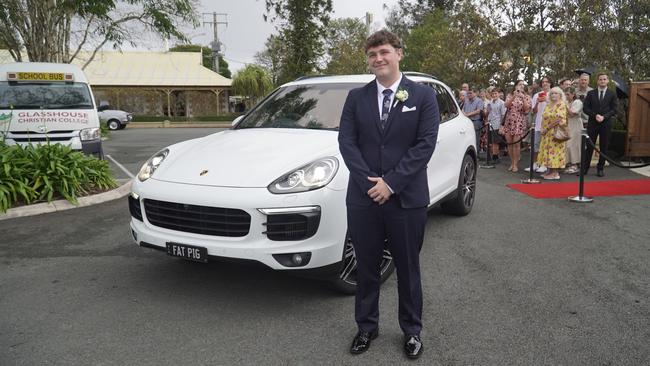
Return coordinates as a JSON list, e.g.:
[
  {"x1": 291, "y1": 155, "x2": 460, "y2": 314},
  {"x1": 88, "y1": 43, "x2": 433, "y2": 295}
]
[{"x1": 538, "y1": 87, "x2": 569, "y2": 180}]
